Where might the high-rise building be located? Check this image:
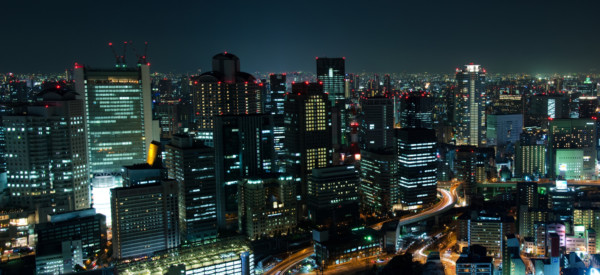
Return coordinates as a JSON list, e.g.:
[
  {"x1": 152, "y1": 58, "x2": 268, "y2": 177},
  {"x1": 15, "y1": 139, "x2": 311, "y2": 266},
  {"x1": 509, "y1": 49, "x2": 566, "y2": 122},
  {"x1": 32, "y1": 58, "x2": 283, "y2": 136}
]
[
  {"x1": 395, "y1": 128, "x2": 437, "y2": 210},
  {"x1": 548, "y1": 118, "x2": 596, "y2": 178},
  {"x1": 317, "y1": 57, "x2": 346, "y2": 146},
  {"x1": 213, "y1": 114, "x2": 274, "y2": 230},
  {"x1": 467, "y1": 211, "x2": 515, "y2": 257},
  {"x1": 359, "y1": 149, "x2": 396, "y2": 217},
  {"x1": 3, "y1": 87, "x2": 89, "y2": 219},
  {"x1": 190, "y1": 53, "x2": 262, "y2": 143},
  {"x1": 516, "y1": 181, "x2": 539, "y2": 209},
  {"x1": 316, "y1": 57, "x2": 345, "y2": 105},
  {"x1": 486, "y1": 114, "x2": 523, "y2": 146},
  {"x1": 454, "y1": 64, "x2": 487, "y2": 146},
  {"x1": 268, "y1": 74, "x2": 287, "y2": 171},
  {"x1": 307, "y1": 165, "x2": 359, "y2": 230},
  {"x1": 111, "y1": 179, "x2": 181, "y2": 259},
  {"x1": 285, "y1": 82, "x2": 332, "y2": 200},
  {"x1": 359, "y1": 96, "x2": 394, "y2": 150},
  {"x1": 398, "y1": 91, "x2": 435, "y2": 129},
  {"x1": 74, "y1": 65, "x2": 152, "y2": 177},
  {"x1": 238, "y1": 176, "x2": 297, "y2": 240},
  {"x1": 514, "y1": 132, "x2": 546, "y2": 179},
  {"x1": 164, "y1": 134, "x2": 217, "y2": 241}
]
